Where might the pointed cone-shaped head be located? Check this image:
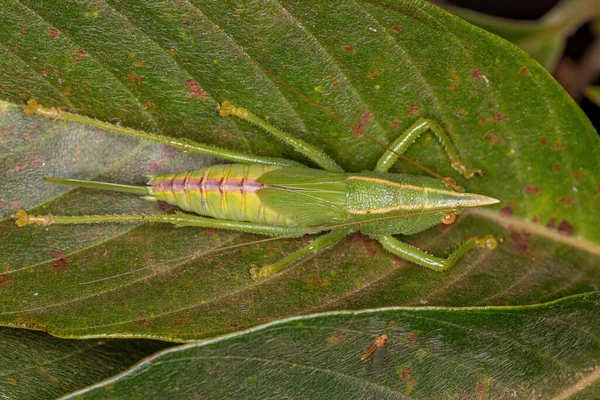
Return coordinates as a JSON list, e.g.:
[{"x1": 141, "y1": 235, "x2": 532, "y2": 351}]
[{"x1": 426, "y1": 188, "x2": 499, "y2": 211}]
